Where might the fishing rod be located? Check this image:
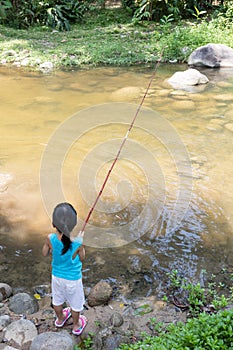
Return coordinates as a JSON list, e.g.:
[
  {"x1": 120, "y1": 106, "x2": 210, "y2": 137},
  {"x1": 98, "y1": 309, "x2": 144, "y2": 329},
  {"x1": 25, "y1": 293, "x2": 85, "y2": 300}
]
[{"x1": 73, "y1": 47, "x2": 166, "y2": 251}]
